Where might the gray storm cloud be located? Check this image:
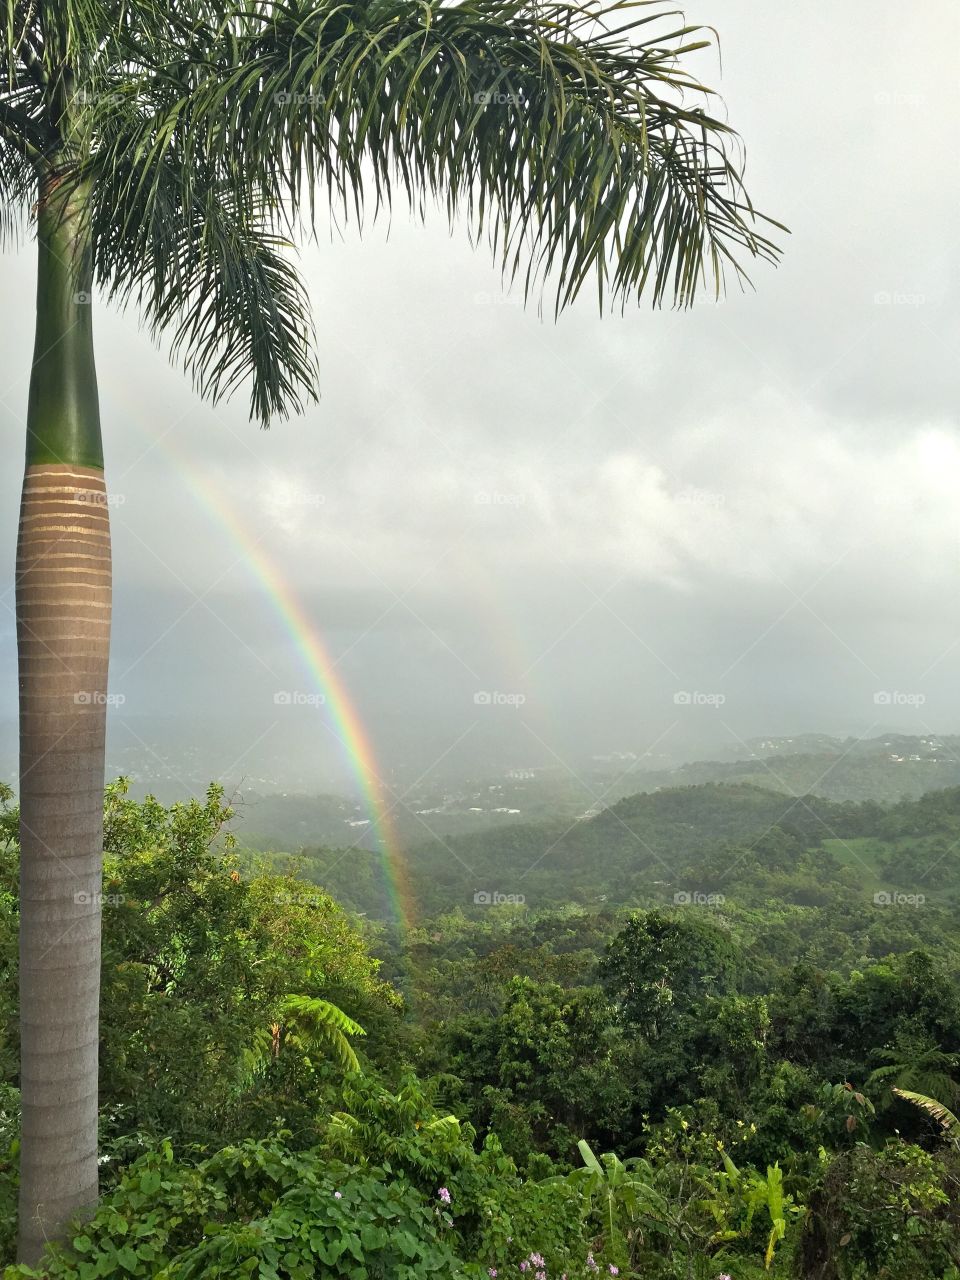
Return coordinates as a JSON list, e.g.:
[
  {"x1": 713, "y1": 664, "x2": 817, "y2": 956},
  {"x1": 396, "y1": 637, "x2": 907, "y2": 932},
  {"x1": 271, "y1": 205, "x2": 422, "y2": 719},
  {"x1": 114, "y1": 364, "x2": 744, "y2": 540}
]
[{"x1": 2, "y1": 0, "x2": 959, "y2": 790}]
